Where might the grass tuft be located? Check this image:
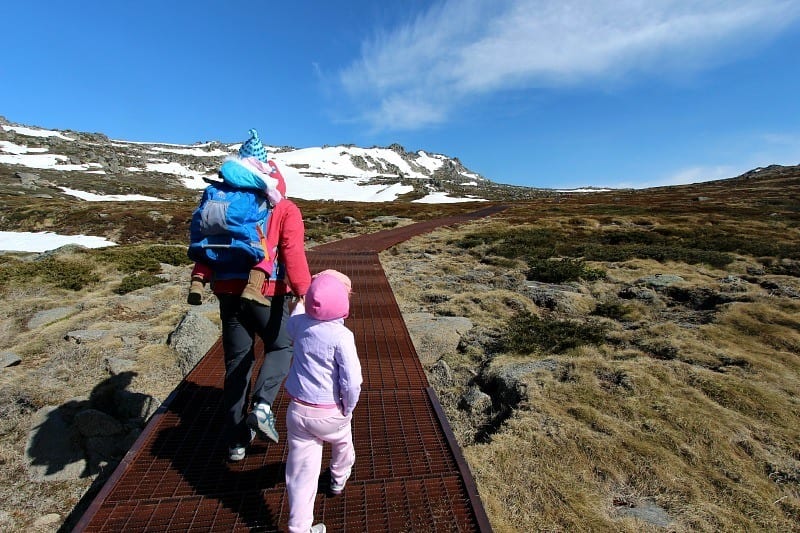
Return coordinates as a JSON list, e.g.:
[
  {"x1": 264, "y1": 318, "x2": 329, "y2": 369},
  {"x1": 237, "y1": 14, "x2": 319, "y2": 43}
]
[
  {"x1": 499, "y1": 310, "x2": 607, "y2": 354},
  {"x1": 526, "y1": 258, "x2": 605, "y2": 283},
  {"x1": 0, "y1": 257, "x2": 100, "y2": 291},
  {"x1": 94, "y1": 245, "x2": 191, "y2": 273},
  {"x1": 116, "y1": 273, "x2": 165, "y2": 294}
]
